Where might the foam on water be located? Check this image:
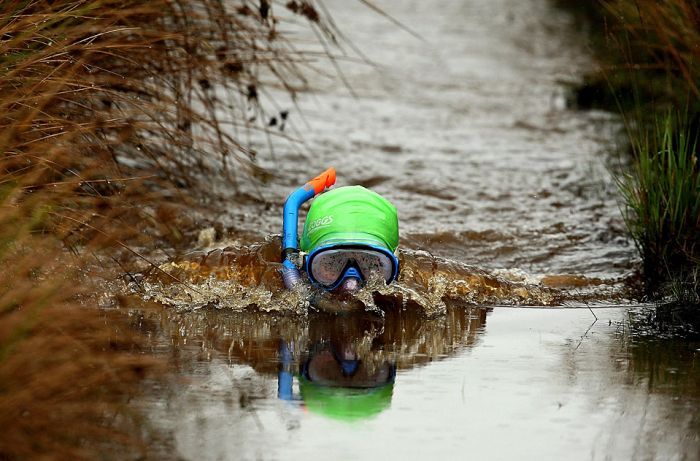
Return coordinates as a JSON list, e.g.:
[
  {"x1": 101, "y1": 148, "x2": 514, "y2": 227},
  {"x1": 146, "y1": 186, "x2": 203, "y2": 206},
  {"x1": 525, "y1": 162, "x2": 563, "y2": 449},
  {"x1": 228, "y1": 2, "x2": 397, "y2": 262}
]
[{"x1": 132, "y1": 238, "x2": 633, "y2": 316}]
